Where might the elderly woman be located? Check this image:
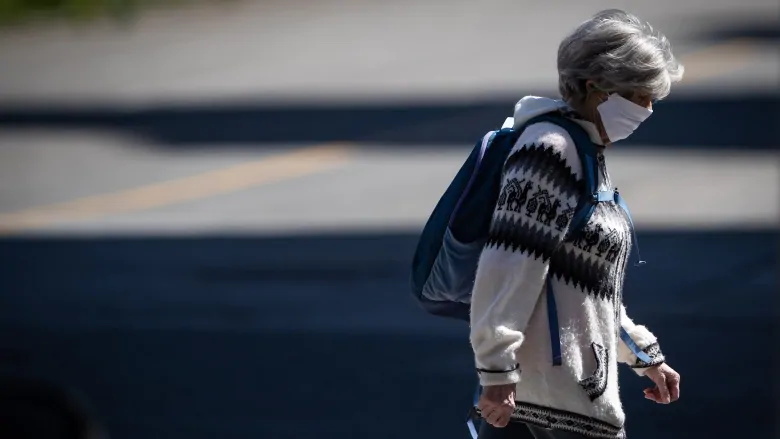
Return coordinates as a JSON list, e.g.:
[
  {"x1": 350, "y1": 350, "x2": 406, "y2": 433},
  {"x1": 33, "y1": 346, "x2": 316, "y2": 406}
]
[{"x1": 470, "y1": 9, "x2": 683, "y2": 439}]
